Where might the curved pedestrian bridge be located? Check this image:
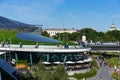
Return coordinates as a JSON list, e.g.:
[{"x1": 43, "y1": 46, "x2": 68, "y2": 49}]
[
  {"x1": 0, "y1": 44, "x2": 91, "y2": 53},
  {"x1": 0, "y1": 43, "x2": 120, "y2": 53}
]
